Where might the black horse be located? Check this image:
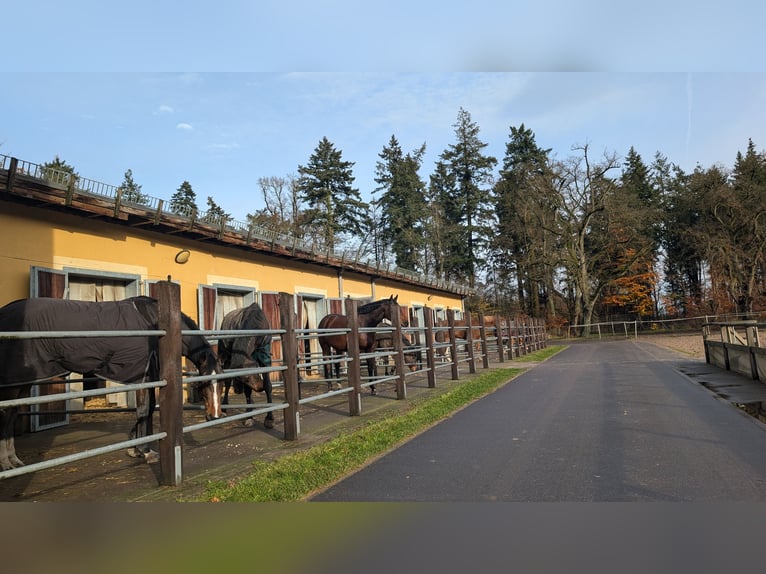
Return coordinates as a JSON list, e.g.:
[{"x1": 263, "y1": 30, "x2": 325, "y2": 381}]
[
  {"x1": 217, "y1": 303, "x2": 275, "y2": 429},
  {"x1": 317, "y1": 295, "x2": 399, "y2": 395},
  {"x1": 0, "y1": 296, "x2": 223, "y2": 469}
]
